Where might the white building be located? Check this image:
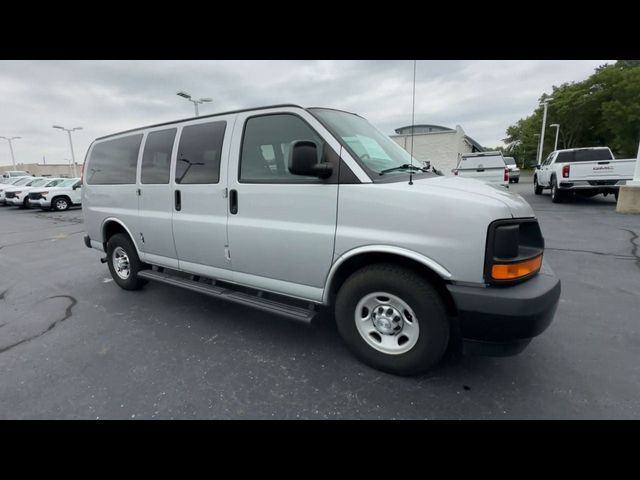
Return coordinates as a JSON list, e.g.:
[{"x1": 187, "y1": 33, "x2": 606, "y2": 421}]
[{"x1": 390, "y1": 124, "x2": 484, "y2": 175}]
